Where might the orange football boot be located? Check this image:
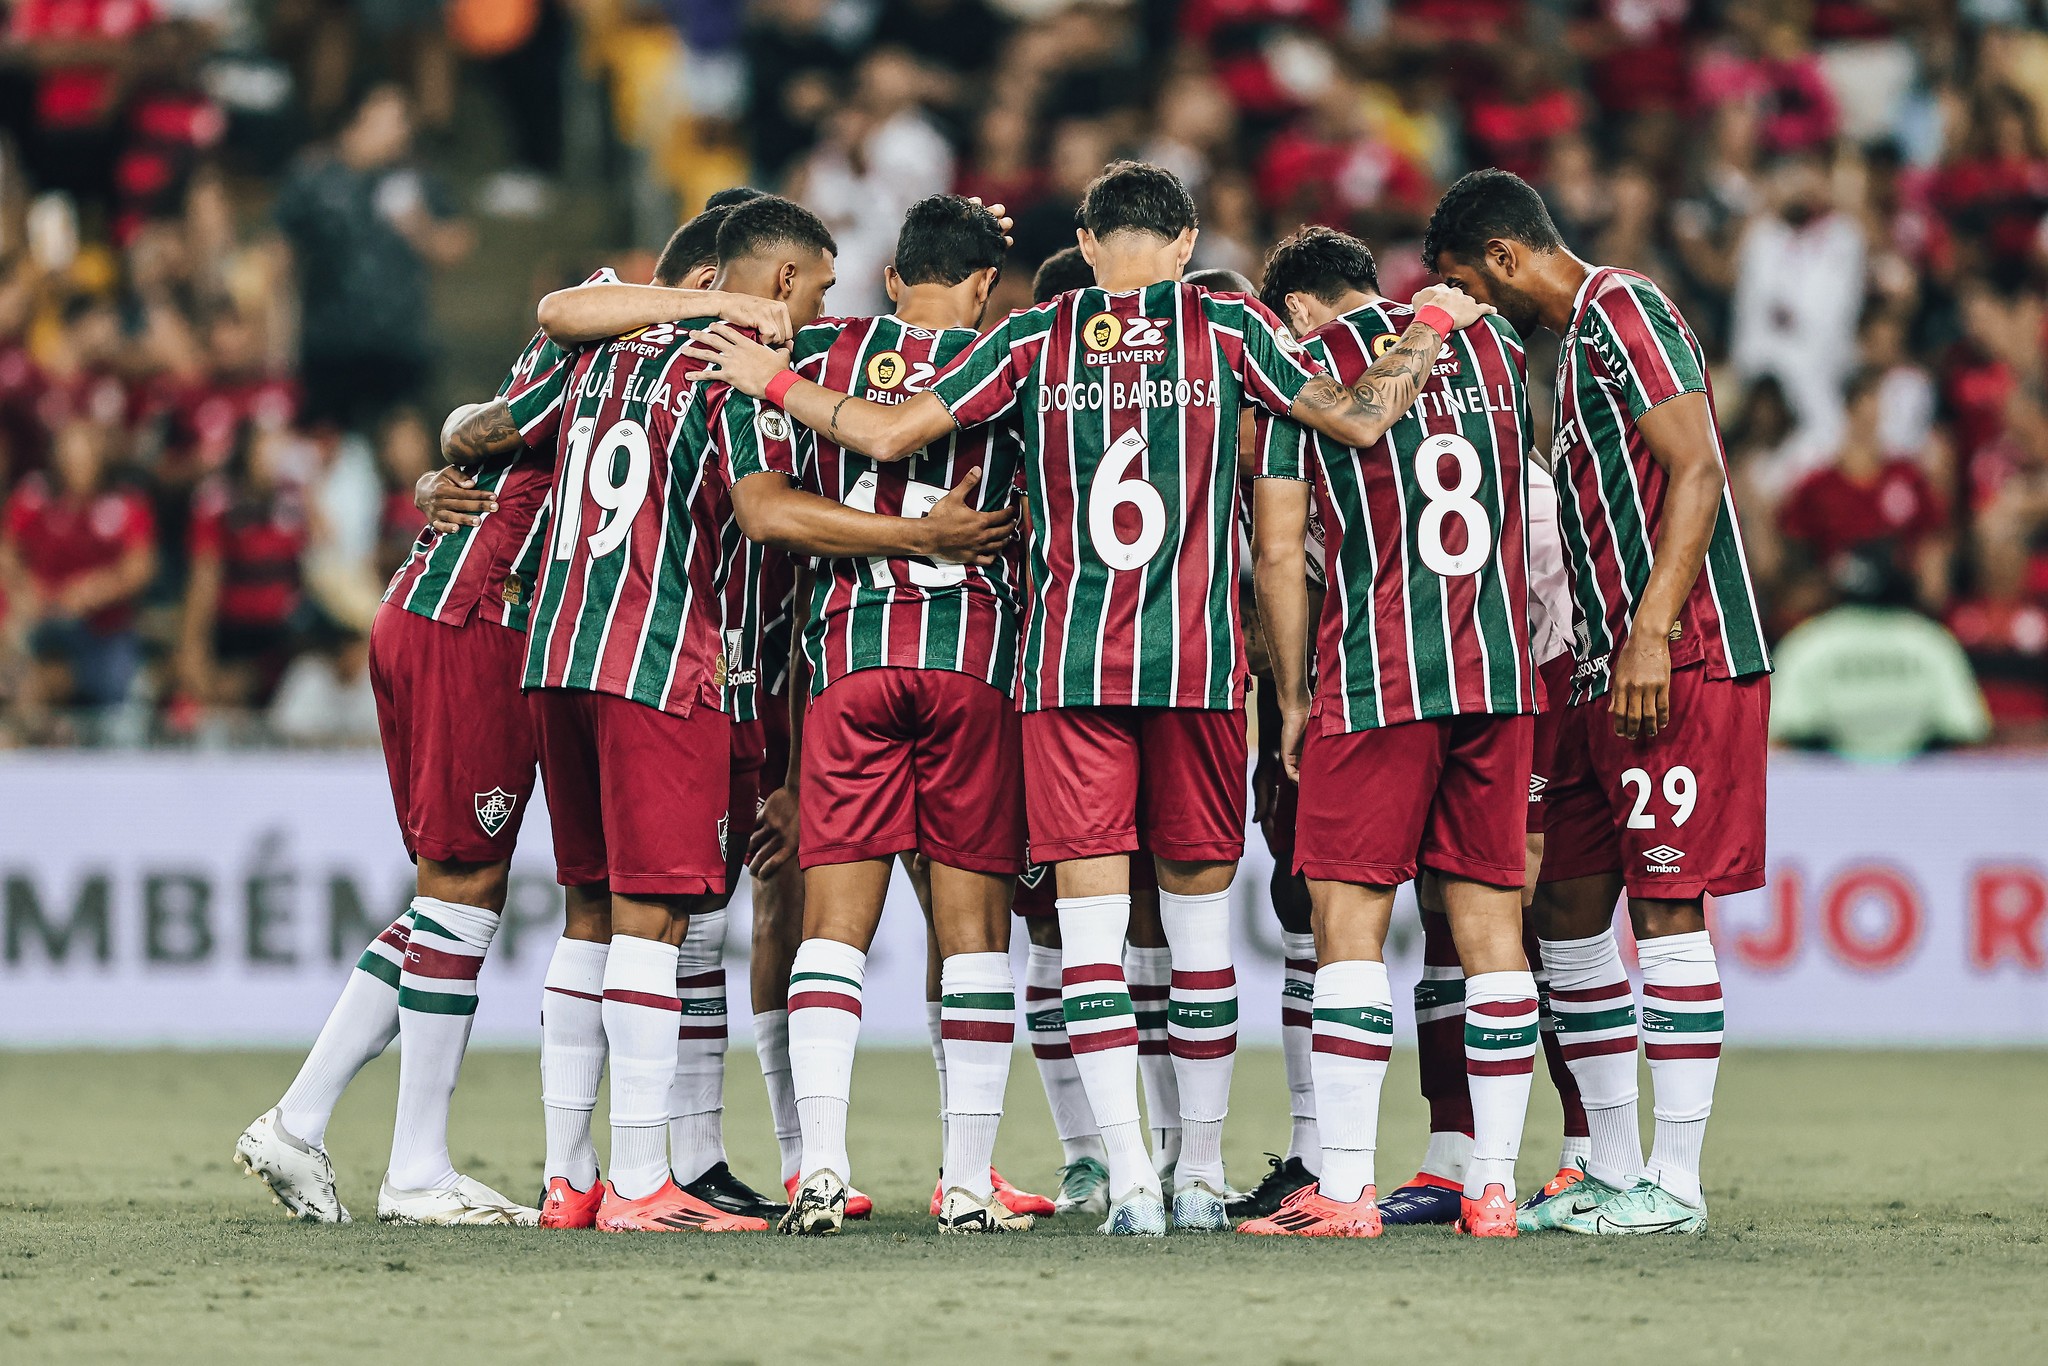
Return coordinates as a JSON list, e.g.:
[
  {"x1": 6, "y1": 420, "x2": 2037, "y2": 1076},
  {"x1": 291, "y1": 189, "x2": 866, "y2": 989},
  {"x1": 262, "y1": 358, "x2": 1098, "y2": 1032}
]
[
  {"x1": 595, "y1": 1179, "x2": 769, "y2": 1232},
  {"x1": 788, "y1": 1174, "x2": 872, "y2": 1219},
  {"x1": 1237, "y1": 1183, "x2": 1383, "y2": 1238},
  {"x1": 1540, "y1": 1166, "x2": 1587, "y2": 1199},
  {"x1": 1455, "y1": 1183, "x2": 1519, "y2": 1237},
  {"x1": 538, "y1": 1176, "x2": 604, "y2": 1229}
]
